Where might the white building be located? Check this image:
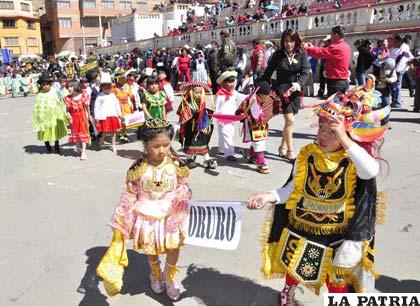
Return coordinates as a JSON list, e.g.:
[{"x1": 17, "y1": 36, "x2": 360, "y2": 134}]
[
  {"x1": 111, "y1": 12, "x2": 163, "y2": 43},
  {"x1": 111, "y1": 3, "x2": 206, "y2": 43}
]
